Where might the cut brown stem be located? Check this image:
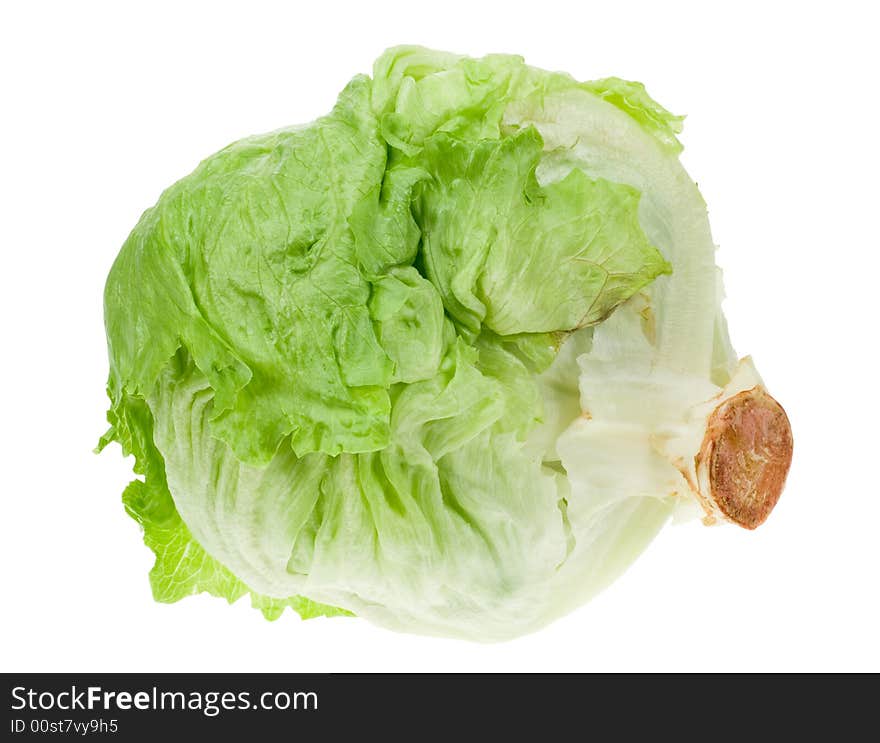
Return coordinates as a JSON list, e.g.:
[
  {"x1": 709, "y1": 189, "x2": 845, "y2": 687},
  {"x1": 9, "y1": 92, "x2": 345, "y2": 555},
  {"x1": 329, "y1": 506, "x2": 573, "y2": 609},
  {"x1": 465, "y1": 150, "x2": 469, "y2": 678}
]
[{"x1": 696, "y1": 386, "x2": 793, "y2": 530}]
